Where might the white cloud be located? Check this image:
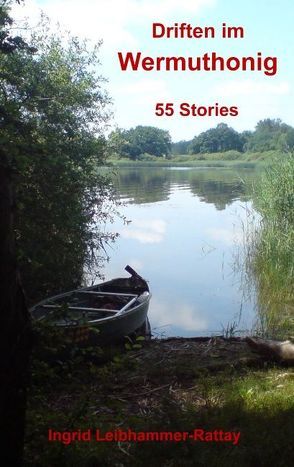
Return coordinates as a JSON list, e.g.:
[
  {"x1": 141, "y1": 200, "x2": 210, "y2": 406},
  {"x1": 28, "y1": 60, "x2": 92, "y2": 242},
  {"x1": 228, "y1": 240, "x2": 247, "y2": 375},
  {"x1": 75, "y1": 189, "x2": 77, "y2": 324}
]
[
  {"x1": 134, "y1": 219, "x2": 166, "y2": 232},
  {"x1": 115, "y1": 78, "x2": 169, "y2": 98},
  {"x1": 150, "y1": 298, "x2": 208, "y2": 331},
  {"x1": 113, "y1": 78, "x2": 171, "y2": 116},
  {"x1": 13, "y1": 0, "x2": 216, "y2": 49},
  {"x1": 12, "y1": 0, "x2": 137, "y2": 48},
  {"x1": 121, "y1": 219, "x2": 166, "y2": 244},
  {"x1": 121, "y1": 0, "x2": 217, "y2": 18},
  {"x1": 122, "y1": 229, "x2": 162, "y2": 243},
  {"x1": 215, "y1": 79, "x2": 290, "y2": 97},
  {"x1": 206, "y1": 227, "x2": 243, "y2": 246}
]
